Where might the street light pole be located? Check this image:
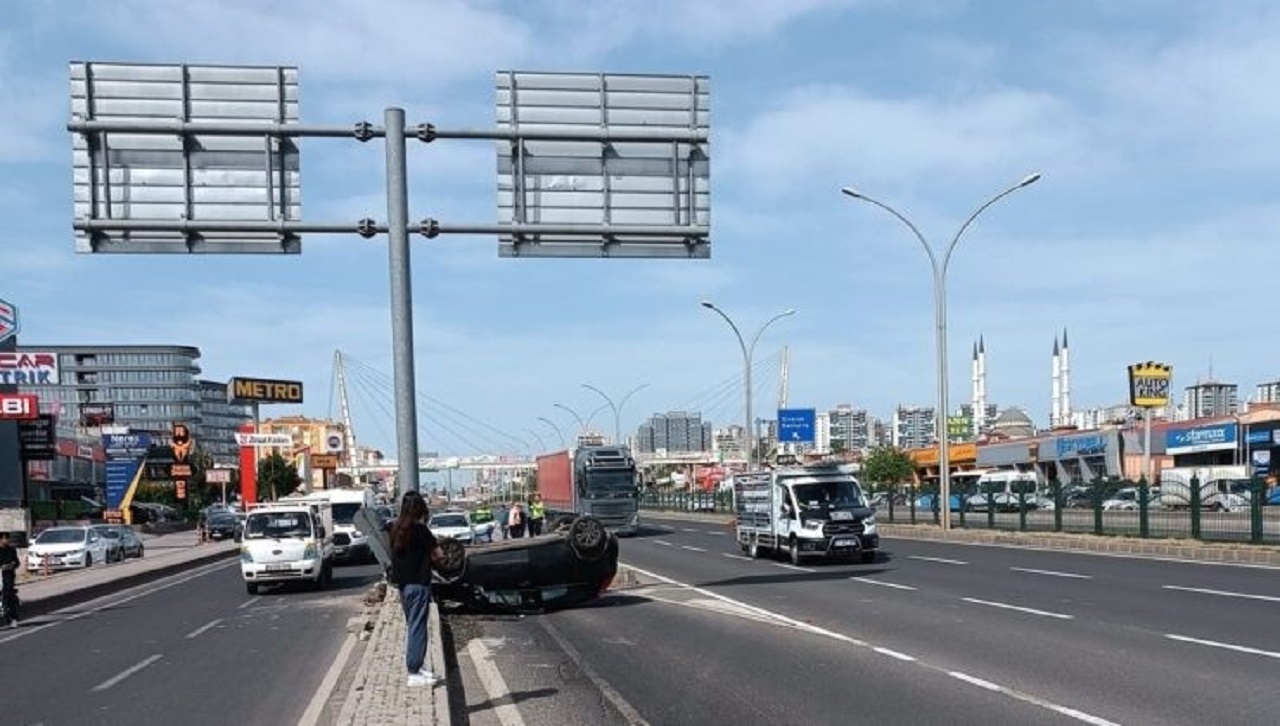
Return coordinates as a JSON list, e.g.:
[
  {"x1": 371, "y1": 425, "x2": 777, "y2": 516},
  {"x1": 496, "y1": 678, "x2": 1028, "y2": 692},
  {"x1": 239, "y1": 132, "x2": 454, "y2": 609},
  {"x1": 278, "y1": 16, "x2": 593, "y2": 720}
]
[
  {"x1": 537, "y1": 416, "x2": 566, "y2": 448},
  {"x1": 582, "y1": 382, "x2": 650, "y2": 445},
  {"x1": 523, "y1": 428, "x2": 547, "y2": 452},
  {"x1": 553, "y1": 403, "x2": 589, "y2": 435},
  {"x1": 701, "y1": 302, "x2": 797, "y2": 470},
  {"x1": 840, "y1": 173, "x2": 1041, "y2": 531}
]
